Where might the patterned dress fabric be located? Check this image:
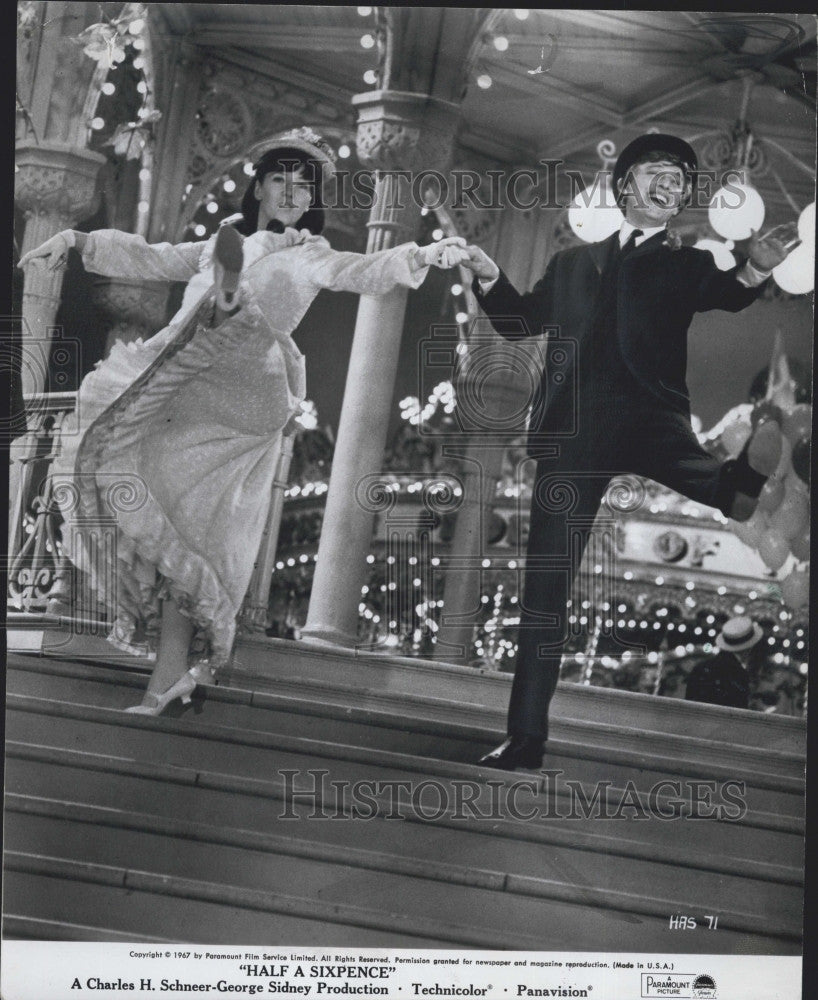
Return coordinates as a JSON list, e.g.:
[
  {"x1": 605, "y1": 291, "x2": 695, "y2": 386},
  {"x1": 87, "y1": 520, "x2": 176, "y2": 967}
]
[{"x1": 53, "y1": 227, "x2": 427, "y2": 665}]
